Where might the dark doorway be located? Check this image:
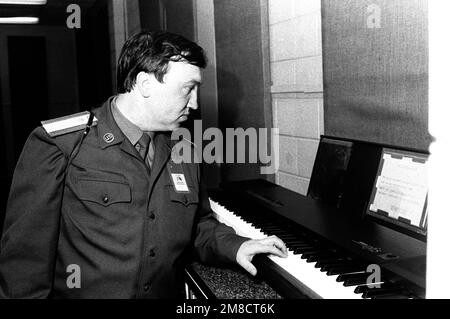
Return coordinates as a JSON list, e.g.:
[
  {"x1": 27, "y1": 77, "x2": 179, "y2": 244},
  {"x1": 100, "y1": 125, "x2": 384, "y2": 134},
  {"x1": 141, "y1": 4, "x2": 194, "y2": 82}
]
[
  {"x1": 76, "y1": 0, "x2": 112, "y2": 108},
  {"x1": 0, "y1": 36, "x2": 48, "y2": 232},
  {"x1": 8, "y1": 36, "x2": 48, "y2": 161}
]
